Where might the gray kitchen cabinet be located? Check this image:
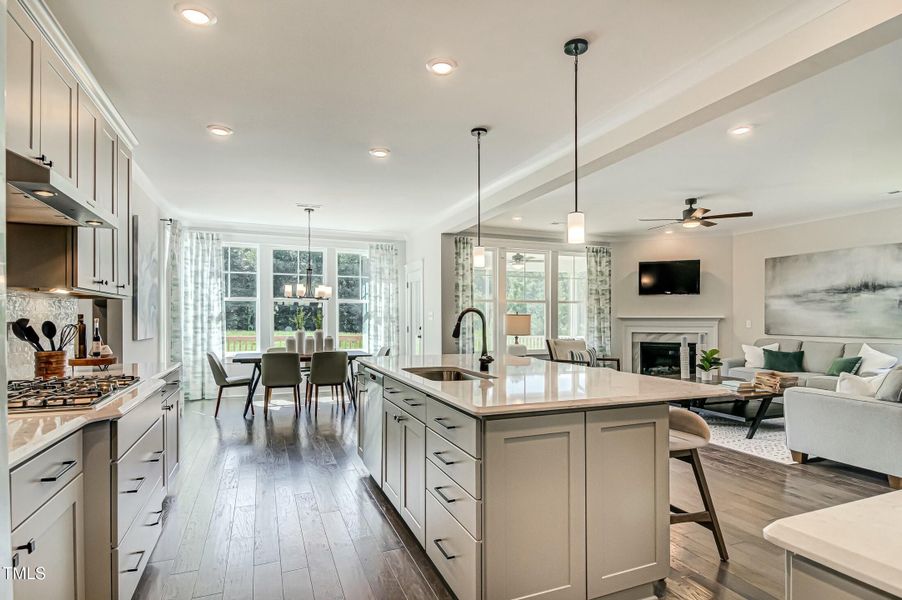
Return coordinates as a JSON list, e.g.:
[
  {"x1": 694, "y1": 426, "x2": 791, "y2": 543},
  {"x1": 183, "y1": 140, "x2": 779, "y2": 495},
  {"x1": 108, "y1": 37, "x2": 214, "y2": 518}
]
[
  {"x1": 39, "y1": 35, "x2": 77, "y2": 183},
  {"x1": 113, "y1": 140, "x2": 132, "y2": 295},
  {"x1": 92, "y1": 119, "x2": 117, "y2": 293},
  {"x1": 399, "y1": 413, "x2": 426, "y2": 546},
  {"x1": 11, "y1": 473, "x2": 86, "y2": 600},
  {"x1": 357, "y1": 367, "x2": 384, "y2": 483},
  {"x1": 382, "y1": 400, "x2": 404, "y2": 510},
  {"x1": 162, "y1": 369, "x2": 182, "y2": 485},
  {"x1": 6, "y1": 0, "x2": 41, "y2": 159}
]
